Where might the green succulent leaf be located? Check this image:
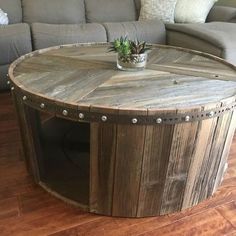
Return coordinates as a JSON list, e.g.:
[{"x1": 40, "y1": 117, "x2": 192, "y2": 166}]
[{"x1": 108, "y1": 36, "x2": 150, "y2": 56}]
